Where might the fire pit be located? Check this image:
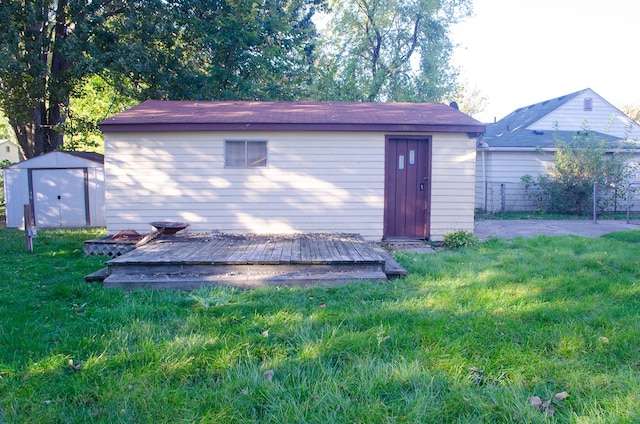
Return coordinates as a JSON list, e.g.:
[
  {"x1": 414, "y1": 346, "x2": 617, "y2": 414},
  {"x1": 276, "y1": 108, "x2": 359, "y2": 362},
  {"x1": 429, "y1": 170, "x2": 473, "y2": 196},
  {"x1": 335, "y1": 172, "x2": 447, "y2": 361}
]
[{"x1": 149, "y1": 221, "x2": 190, "y2": 235}]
